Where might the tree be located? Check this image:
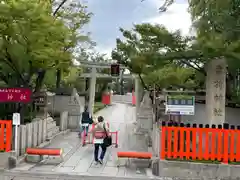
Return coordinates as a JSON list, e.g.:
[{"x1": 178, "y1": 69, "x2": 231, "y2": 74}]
[
  {"x1": 111, "y1": 23, "x2": 204, "y2": 89},
  {"x1": 143, "y1": 65, "x2": 197, "y2": 89},
  {"x1": 0, "y1": 0, "x2": 70, "y2": 91},
  {"x1": 52, "y1": 0, "x2": 92, "y2": 88},
  {"x1": 188, "y1": 0, "x2": 240, "y2": 99},
  {"x1": 141, "y1": 0, "x2": 174, "y2": 12}
]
